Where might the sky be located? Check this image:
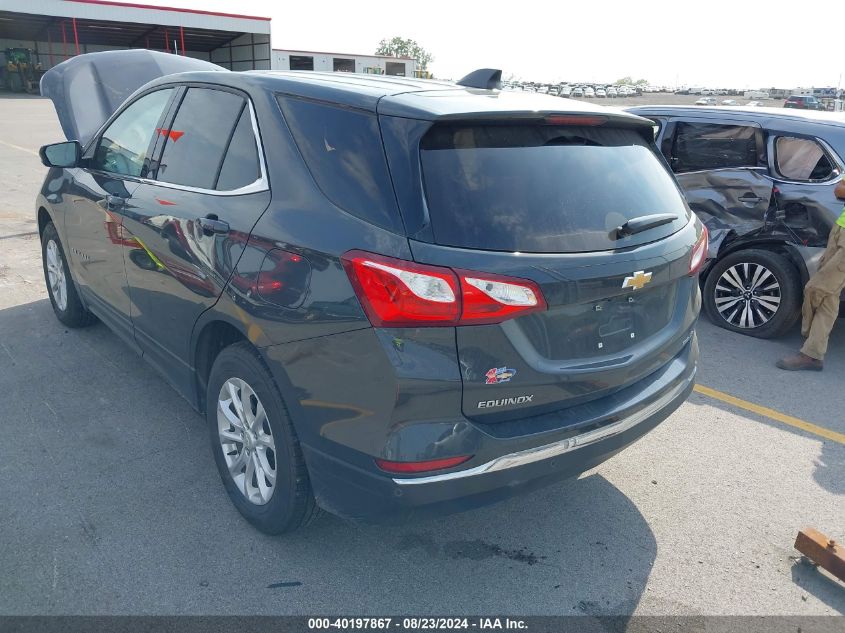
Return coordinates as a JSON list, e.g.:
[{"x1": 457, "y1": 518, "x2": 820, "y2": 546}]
[{"x1": 140, "y1": 0, "x2": 842, "y2": 88}]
